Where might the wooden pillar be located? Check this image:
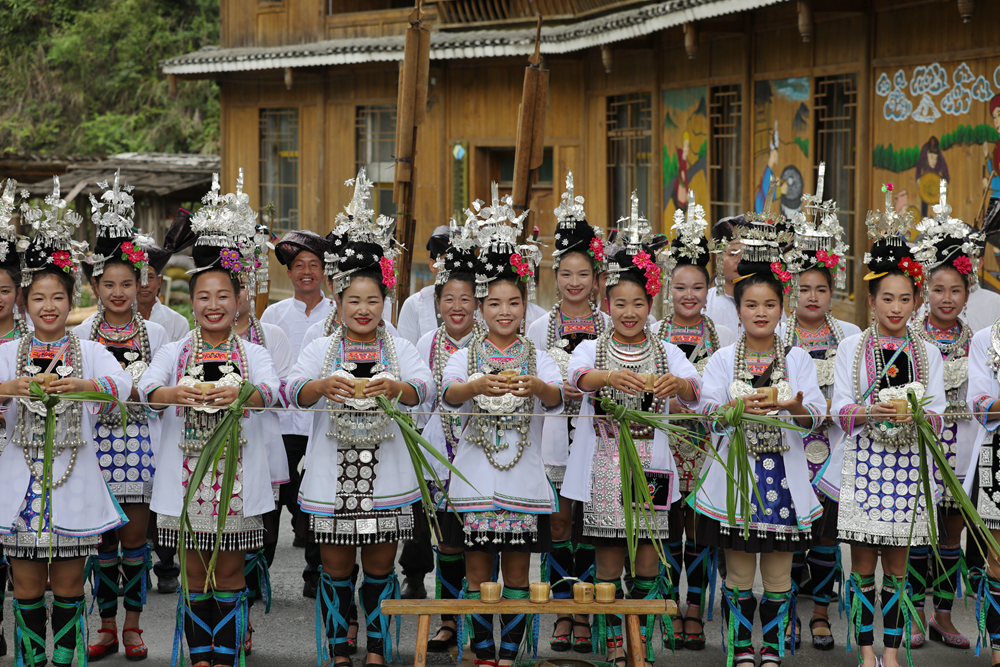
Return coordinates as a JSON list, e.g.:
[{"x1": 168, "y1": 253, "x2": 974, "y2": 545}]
[
  {"x1": 651, "y1": 35, "x2": 663, "y2": 235},
  {"x1": 853, "y1": 5, "x2": 873, "y2": 326},
  {"x1": 741, "y1": 18, "x2": 754, "y2": 214}
]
